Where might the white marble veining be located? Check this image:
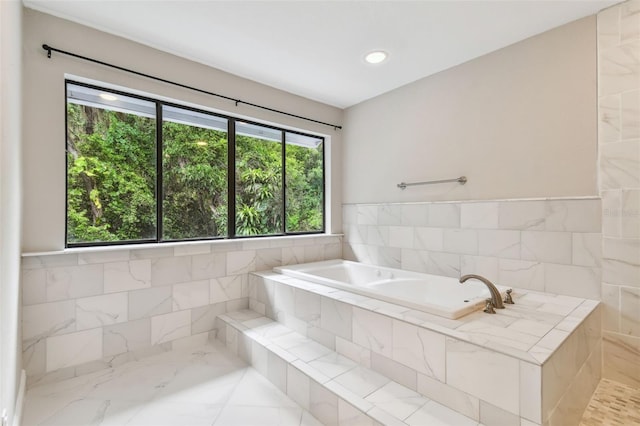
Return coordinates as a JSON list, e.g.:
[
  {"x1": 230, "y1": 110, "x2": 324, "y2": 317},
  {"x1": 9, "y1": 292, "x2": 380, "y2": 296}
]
[
  {"x1": 76, "y1": 292, "x2": 128, "y2": 330},
  {"x1": 392, "y1": 320, "x2": 445, "y2": 381},
  {"x1": 151, "y1": 310, "x2": 191, "y2": 345},
  {"x1": 128, "y1": 286, "x2": 172, "y2": 320},
  {"x1": 23, "y1": 341, "x2": 323, "y2": 426},
  {"x1": 46, "y1": 264, "x2": 104, "y2": 302},
  {"x1": 343, "y1": 198, "x2": 602, "y2": 302},
  {"x1": 104, "y1": 260, "x2": 151, "y2": 293},
  {"x1": 172, "y1": 280, "x2": 210, "y2": 310},
  {"x1": 445, "y1": 338, "x2": 520, "y2": 415},
  {"x1": 46, "y1": 328, "x2": 103, "y2": 372}
]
